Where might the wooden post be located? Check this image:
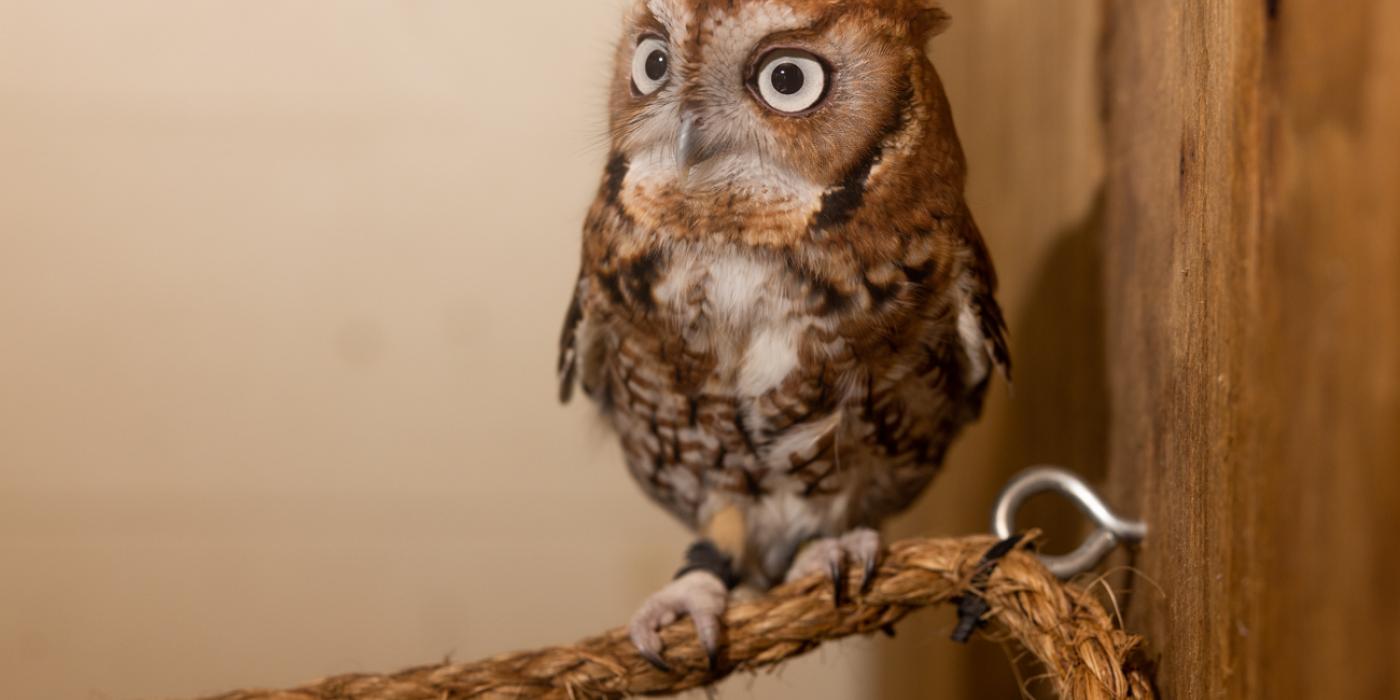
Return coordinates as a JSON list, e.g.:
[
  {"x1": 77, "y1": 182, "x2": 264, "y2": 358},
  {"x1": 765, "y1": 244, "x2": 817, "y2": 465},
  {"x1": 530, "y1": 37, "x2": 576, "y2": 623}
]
[
  {"x1": 880, "y1": 1, "x2": 1398, "y2": 696},
  {"x1": 1103, "y1": 1, "x2": 1400, "y2": 697}
]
